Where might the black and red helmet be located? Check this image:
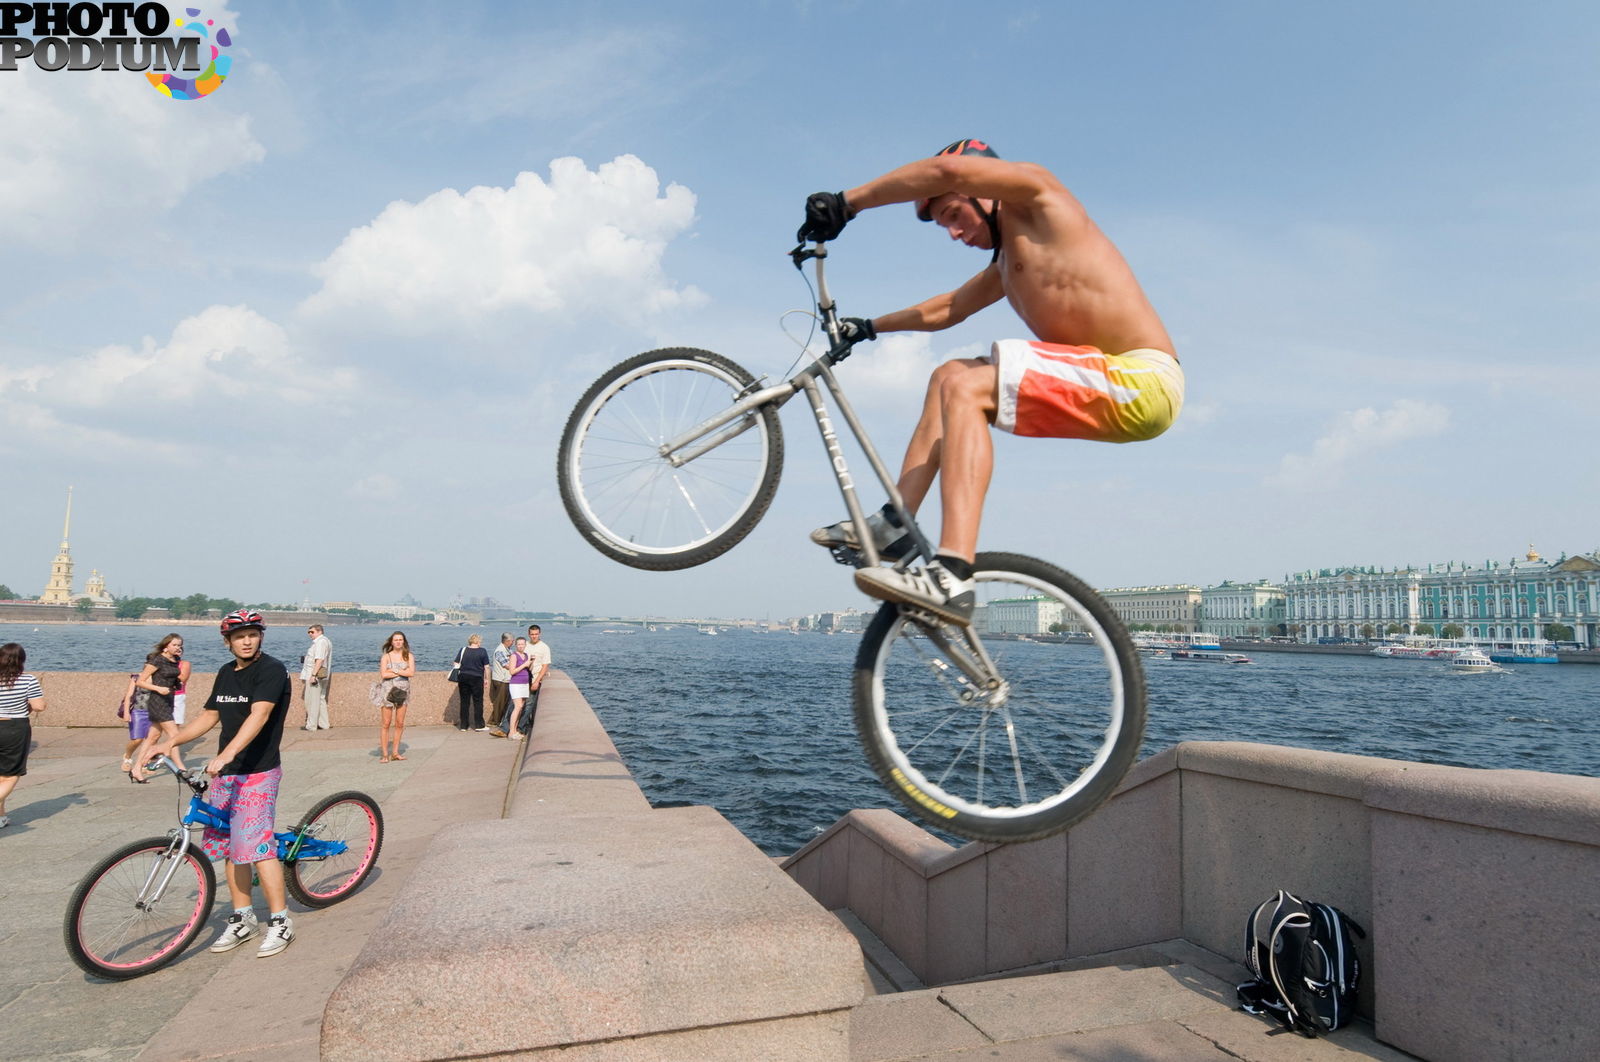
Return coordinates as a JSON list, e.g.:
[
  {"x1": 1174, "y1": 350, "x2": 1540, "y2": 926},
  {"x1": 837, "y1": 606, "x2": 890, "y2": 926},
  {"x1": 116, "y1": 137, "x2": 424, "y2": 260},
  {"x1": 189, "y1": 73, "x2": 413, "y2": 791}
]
[
  {"x1": 915, "y1": 138, "x2": 1000, "y2": 221},
  {"x1": 220, "y1": 609, "x2": 266, "y2": 635}
]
